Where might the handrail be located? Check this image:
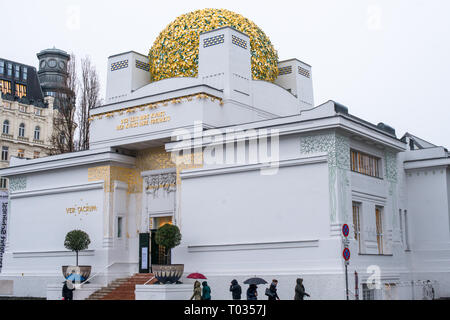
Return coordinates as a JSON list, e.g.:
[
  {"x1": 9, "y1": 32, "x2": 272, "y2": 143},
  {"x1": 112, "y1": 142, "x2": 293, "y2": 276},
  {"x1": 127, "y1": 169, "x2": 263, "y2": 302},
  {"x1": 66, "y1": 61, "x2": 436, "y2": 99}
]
[
  {"x1": 143, "y1": 276, "x2": 156, "y2": 286},
  {"x1": 78, "y1": 262, "x2": 137, "y2": 288}
]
